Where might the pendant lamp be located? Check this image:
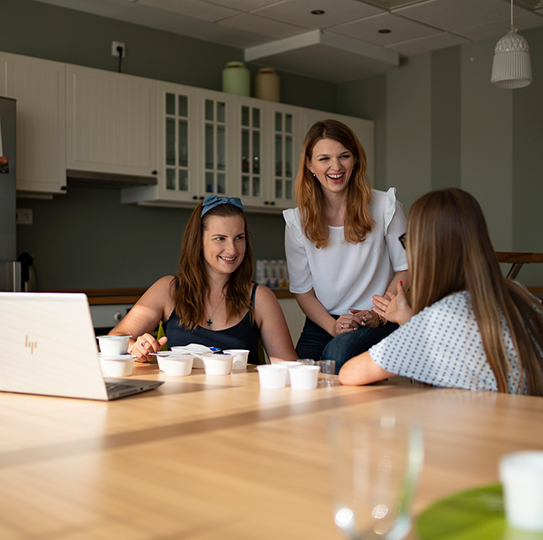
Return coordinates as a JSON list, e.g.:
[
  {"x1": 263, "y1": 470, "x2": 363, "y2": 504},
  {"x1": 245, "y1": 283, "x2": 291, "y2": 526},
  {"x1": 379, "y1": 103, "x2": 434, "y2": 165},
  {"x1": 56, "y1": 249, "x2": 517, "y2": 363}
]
[{"x1": 491, "y1": 0, "x2": 532, "y2": 88}]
